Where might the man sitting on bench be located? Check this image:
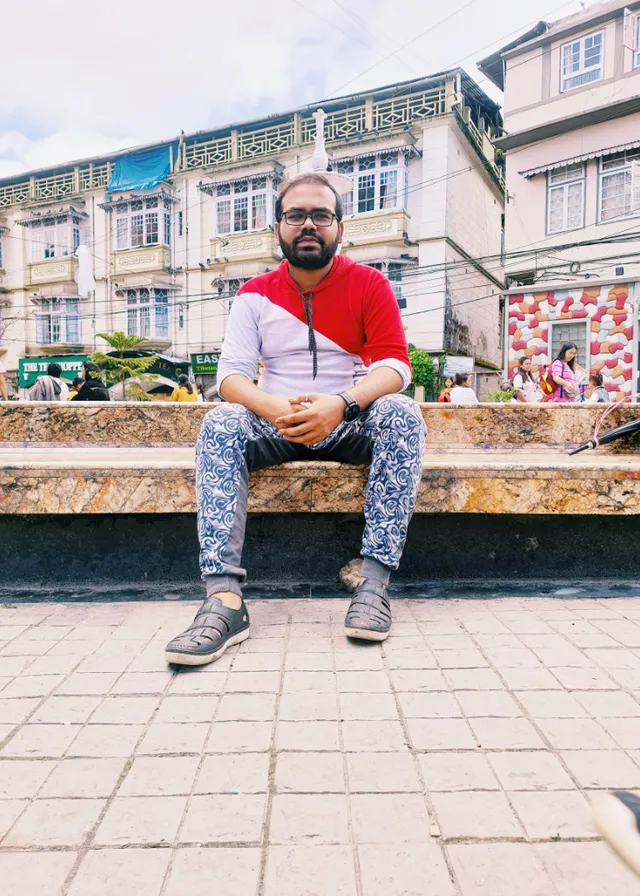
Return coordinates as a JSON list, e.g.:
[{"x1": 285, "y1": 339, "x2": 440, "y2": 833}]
[{"x1": 165, "y1": 172, "x2": 426, "y2": 666}]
